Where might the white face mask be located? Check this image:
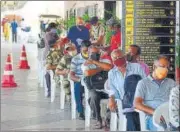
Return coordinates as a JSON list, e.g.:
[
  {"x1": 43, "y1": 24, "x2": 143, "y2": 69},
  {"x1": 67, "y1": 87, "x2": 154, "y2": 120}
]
[{"x1": 69, "y1": 50, "x2": 77, "y2": 57}]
